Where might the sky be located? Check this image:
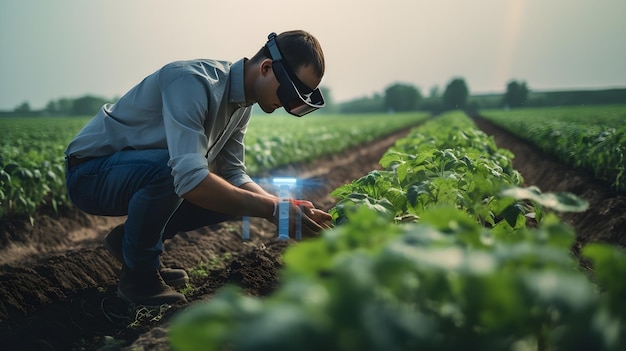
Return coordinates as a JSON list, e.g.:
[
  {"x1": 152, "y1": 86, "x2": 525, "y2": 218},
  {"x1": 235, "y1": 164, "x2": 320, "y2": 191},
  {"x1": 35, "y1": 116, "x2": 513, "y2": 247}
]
[{"x1": 1, "y1": 0, "x2": 625, "y2": 110}]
